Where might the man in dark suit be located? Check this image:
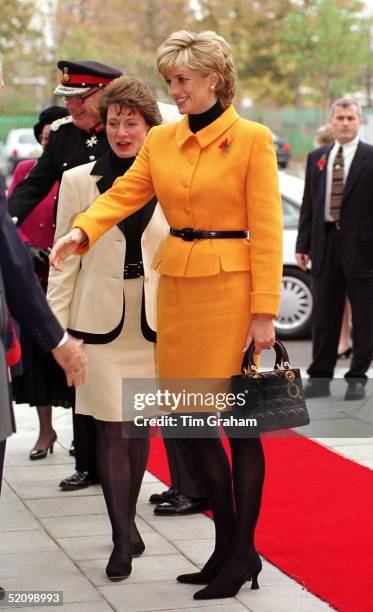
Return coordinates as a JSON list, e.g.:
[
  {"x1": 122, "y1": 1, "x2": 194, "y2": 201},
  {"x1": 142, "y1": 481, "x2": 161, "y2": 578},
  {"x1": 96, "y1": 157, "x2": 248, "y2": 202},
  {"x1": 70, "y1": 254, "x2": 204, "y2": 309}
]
[
  {"x1": 0, "y1": 178, "x2": 87, "y2": 600},
  {"x1": 296, "y1": 98, "x2": 373, "y2": 400}
]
